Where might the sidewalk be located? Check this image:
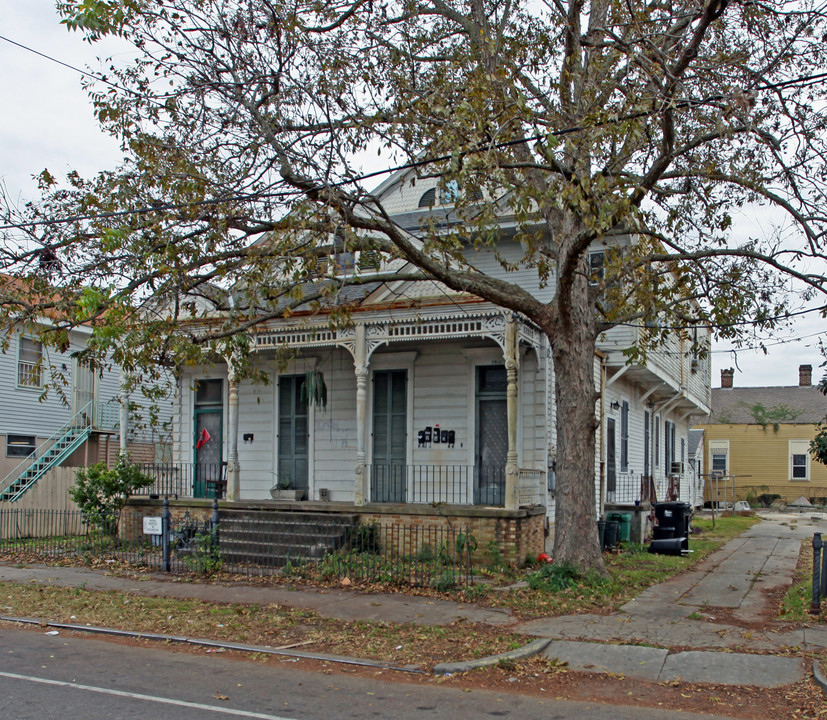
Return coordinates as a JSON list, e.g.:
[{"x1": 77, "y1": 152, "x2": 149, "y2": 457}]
[{"x1": 1, "y1": 510, "x2": 825, "y2": 689}]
